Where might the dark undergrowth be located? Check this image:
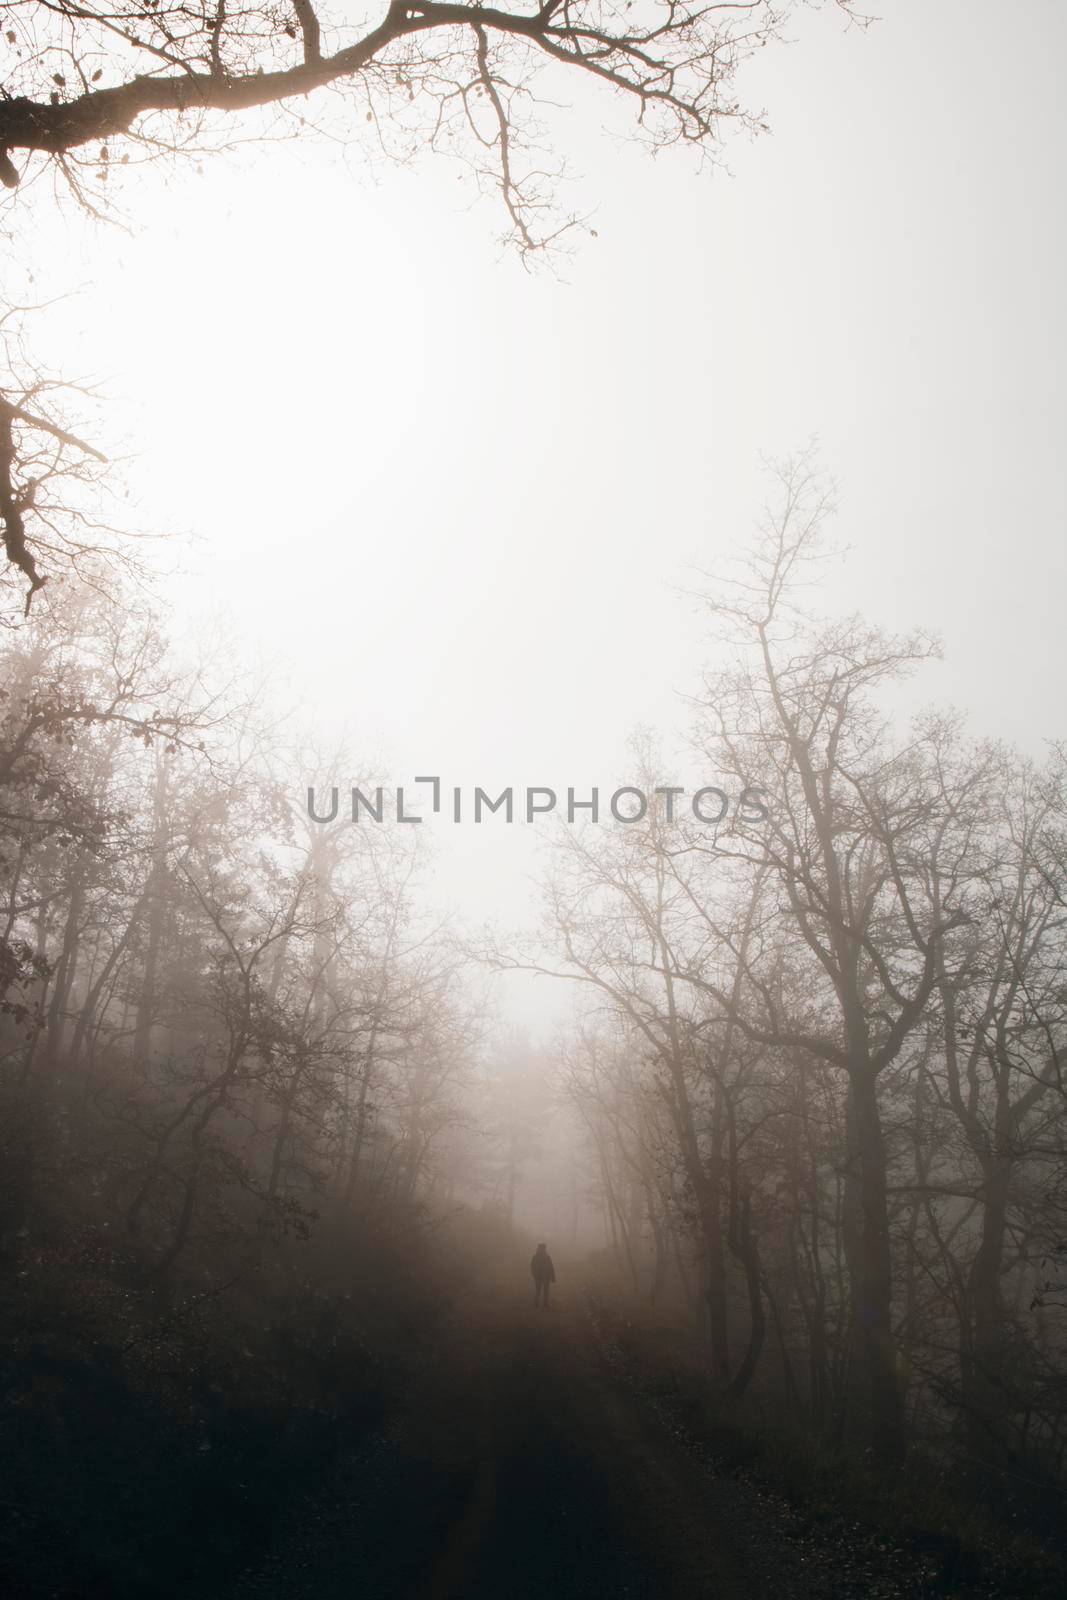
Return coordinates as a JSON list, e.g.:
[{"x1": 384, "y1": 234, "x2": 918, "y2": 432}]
[
  {"x1": 1, "y1": 1345, "x2": 384, "y2": 1599},
  {"x1": 0, "y1": 1167, "x2": 518, "y2": 1600},
  {"x1": 586, "y1": 1288, "x2": 1066, "y2": 1600}
]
